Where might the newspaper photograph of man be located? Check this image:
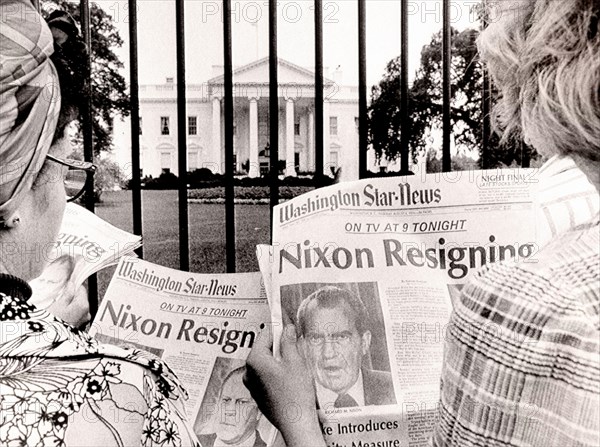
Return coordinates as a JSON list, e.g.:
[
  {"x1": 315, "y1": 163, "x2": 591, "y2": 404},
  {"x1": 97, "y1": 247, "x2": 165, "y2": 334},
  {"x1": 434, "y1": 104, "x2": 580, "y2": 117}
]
[
  {"x1": 29, "y1": 254, "x2": 77, "y2": 307},
  {"x1": 284, "y1": 283, "x2": 396, "y2": 410},
  {"x1": 196, "y1": 359, "x2": 267, "y2": 447}
]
